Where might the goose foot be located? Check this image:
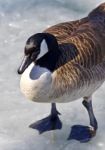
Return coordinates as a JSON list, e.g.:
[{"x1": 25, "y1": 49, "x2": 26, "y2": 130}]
[
  {"x1": 68, "y1": 125, "x2": 96, "y2": 142},
  {"x1": 68, "y1": 96, "x2": 97, "y2": 142},
  {"x1": 29, "y1": 103, "x2": 62, "y2": 134}
]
